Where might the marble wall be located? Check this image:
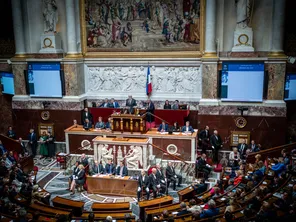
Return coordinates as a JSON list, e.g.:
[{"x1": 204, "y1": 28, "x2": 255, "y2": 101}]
[
  {"x1": 202, "y1": 62, "x2": 218, "y2": 99},
  {"x1": 12, "y1": 62, "x2": 27, "y2": 95},
  {"x1": 267, "y1": 62, "x2": 286, "y2": 100},
  {"x1": 85, "y1": 65, "x2": 202, "y2": 101}
]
